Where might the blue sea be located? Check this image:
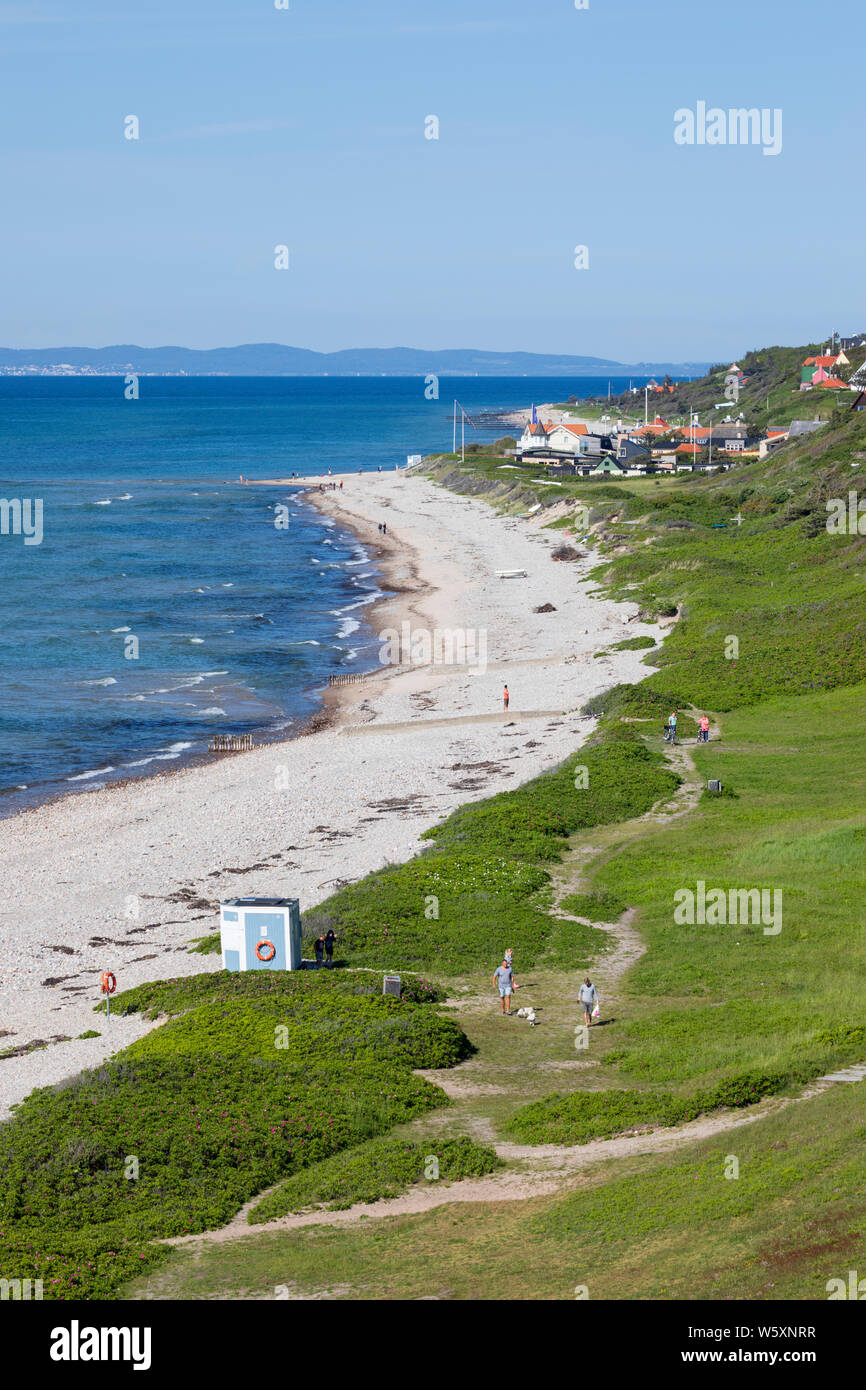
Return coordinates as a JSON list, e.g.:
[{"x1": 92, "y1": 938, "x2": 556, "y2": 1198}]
[{"x1": 0, "y1": 375, "x2": 640, "y2": 814}]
